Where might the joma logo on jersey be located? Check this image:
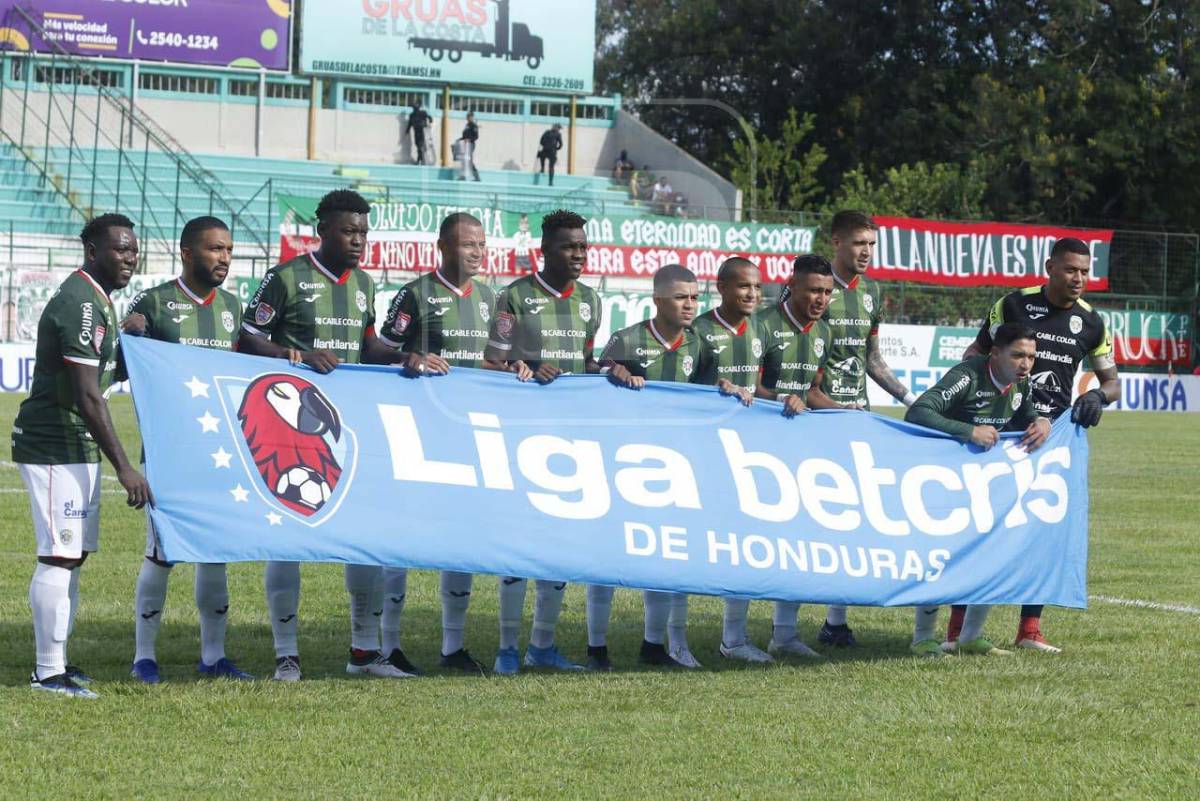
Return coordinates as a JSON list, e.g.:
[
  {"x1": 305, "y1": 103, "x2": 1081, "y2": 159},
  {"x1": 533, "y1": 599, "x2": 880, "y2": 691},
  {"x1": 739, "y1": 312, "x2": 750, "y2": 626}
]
[{"x1": 215, "y1": 373, "x2": 358, "y2": 527}]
